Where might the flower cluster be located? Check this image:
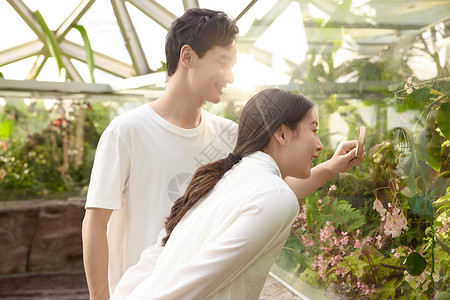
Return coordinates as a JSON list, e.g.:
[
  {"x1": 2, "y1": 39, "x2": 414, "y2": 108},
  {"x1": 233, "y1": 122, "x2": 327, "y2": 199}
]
[
  {"x1": 404, "y1": 270, "x2": 440, "y2": 292},
  {"x1": 292, "y1": 204, "x2": 307, "y2": 231},
  {"x1": 372, "y1": 199, "x2": 408, "y2": 238},
  {"x1": 291, "y1": 183, "x2": 446, "y2": 299},
  {"x1": 304, "y1": 215, "x2": 373, "y2": 296},
  {"x1": 384, "y1": 207, "x2": 408, "y2": 238},
  {"x1": 436, "y1": 218, "x2": 449, "y2": 235},
  {"x1": 356, "y1": 279, "x2": 372, "y2": 296},
  {"x1": 404, "y1": 74, "x2": 420, "y2": 94},
  {"x1": 292, "y1": 205, "x2": 316, "y2": 247}
]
